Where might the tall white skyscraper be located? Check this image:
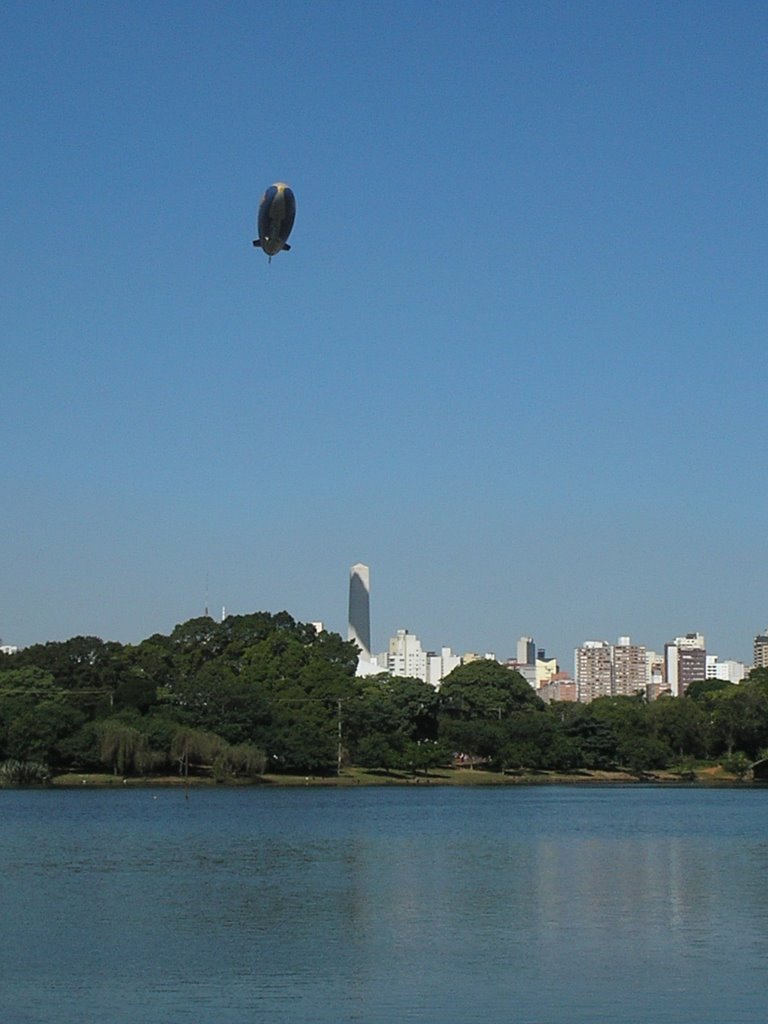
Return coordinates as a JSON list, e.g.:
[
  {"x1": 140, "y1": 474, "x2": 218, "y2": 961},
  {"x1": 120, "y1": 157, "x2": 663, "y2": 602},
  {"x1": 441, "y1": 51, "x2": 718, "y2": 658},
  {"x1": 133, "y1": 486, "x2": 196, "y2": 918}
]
[{"x1": 348, "y1": 563, "x2": 371, "y2": 659}]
